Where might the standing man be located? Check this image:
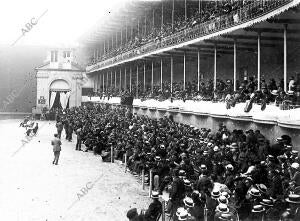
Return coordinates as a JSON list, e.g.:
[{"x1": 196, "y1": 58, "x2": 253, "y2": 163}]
[
  {"x1": 56, "y1": 121, "x2": 63, "y2": 139},
  {"x1": 75, "y1": 127, "x2": 82, "y2": 151},
  {"x1": 51, "y1": 133, "x2": 61, "y2": 165}
]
